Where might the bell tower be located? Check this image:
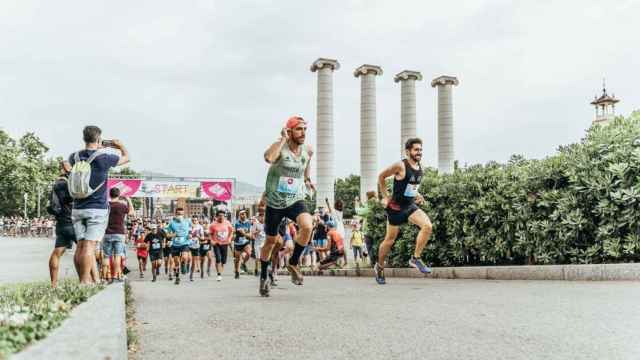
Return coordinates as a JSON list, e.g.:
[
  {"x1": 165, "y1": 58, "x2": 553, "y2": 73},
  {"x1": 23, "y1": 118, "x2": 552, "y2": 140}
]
[{"x1": 591, "y1": 80, "x2": 619, "y2": 126}]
